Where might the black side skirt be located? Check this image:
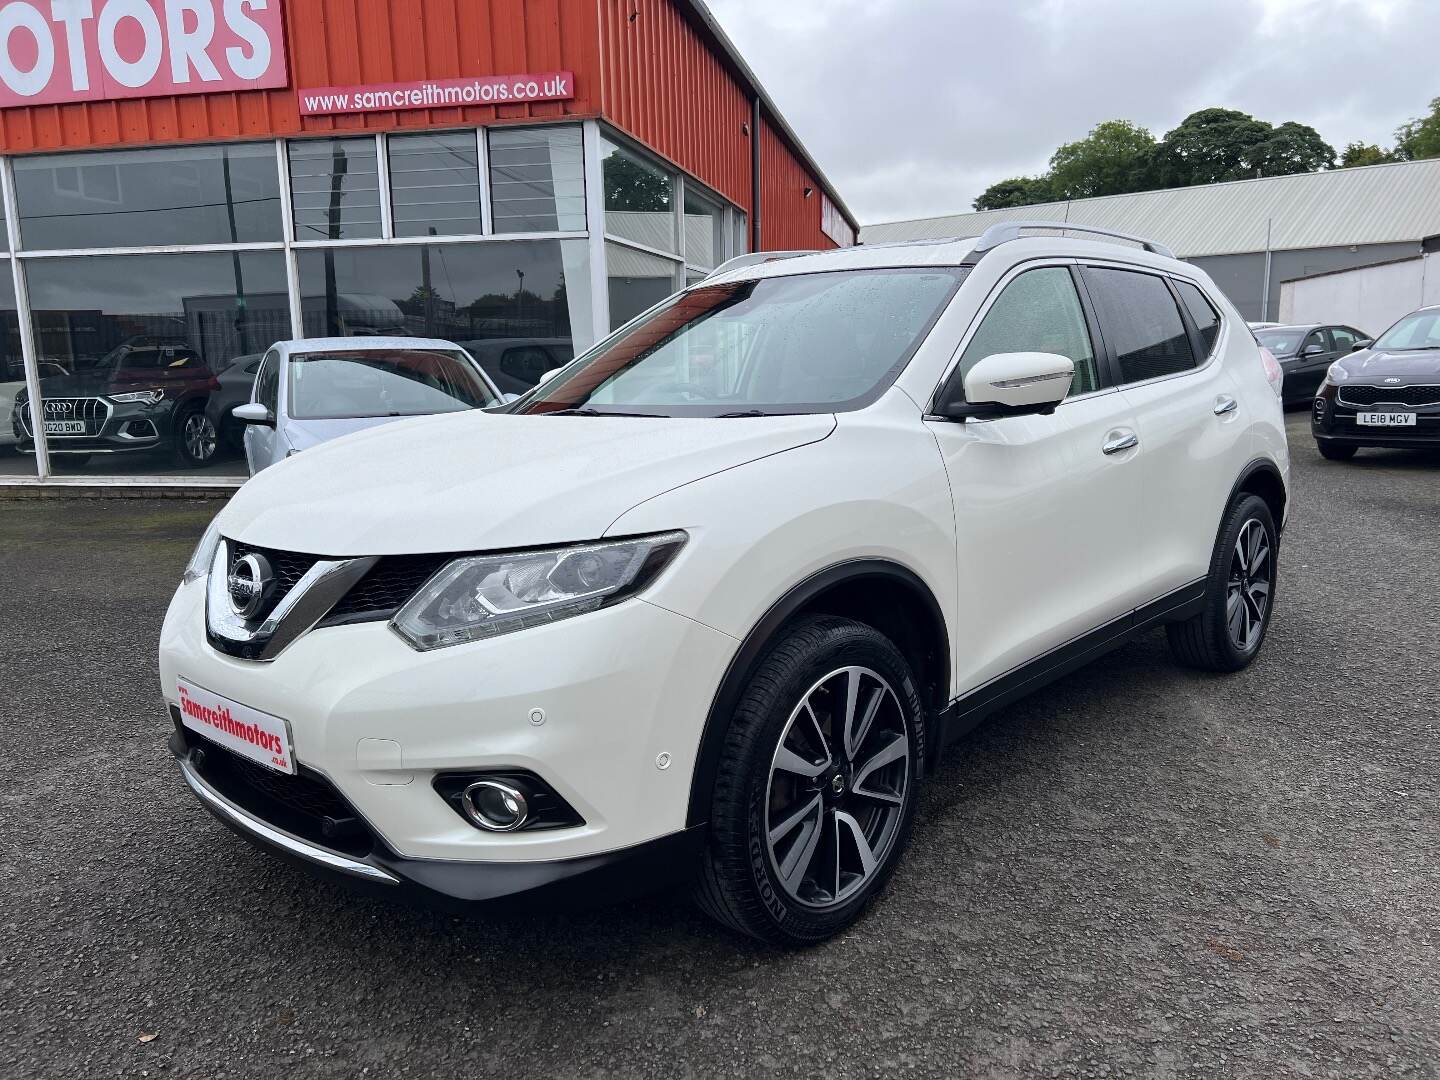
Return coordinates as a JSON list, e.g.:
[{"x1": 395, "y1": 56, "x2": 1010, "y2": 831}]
[{"x1": 935, "y1": 578, "x2": 1206, "y2": 752}]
